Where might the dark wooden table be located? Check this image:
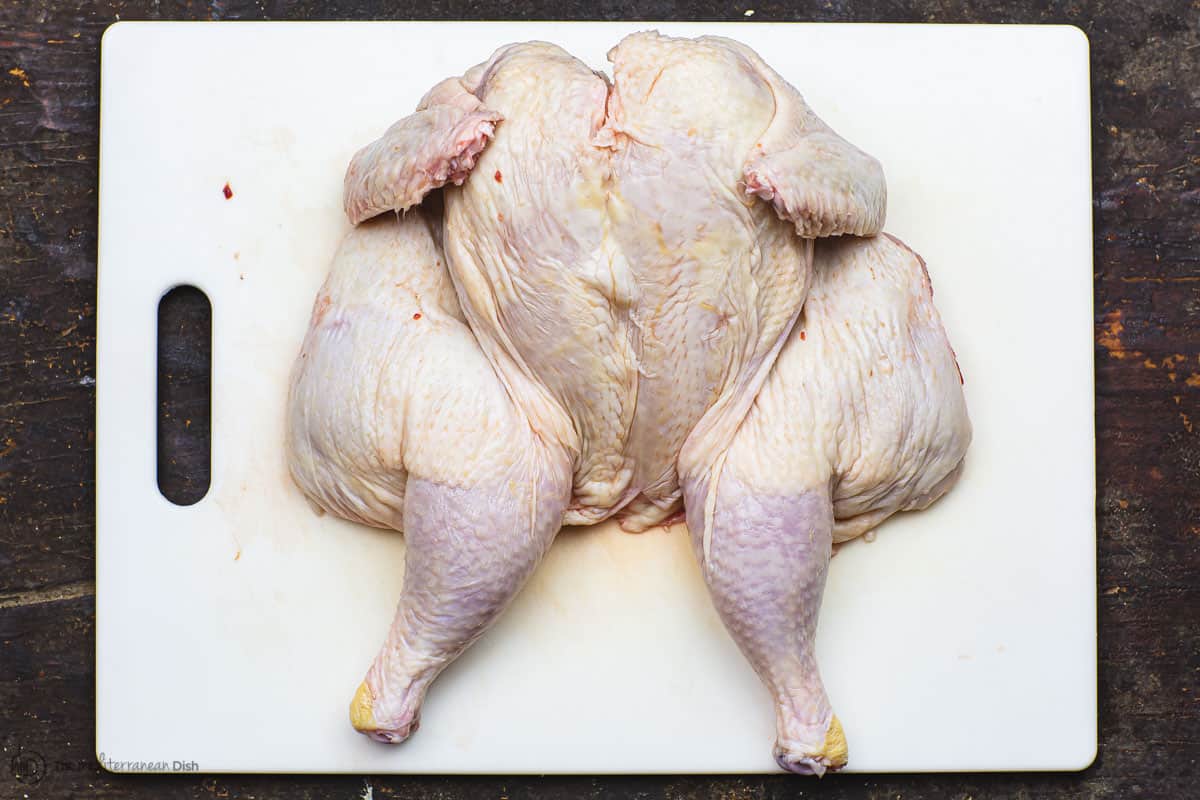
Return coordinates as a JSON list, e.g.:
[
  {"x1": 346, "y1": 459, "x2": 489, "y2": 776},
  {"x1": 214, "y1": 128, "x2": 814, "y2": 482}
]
[{"x1": 2, "y1": 2, "x2": 1197, "y2": 798}]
